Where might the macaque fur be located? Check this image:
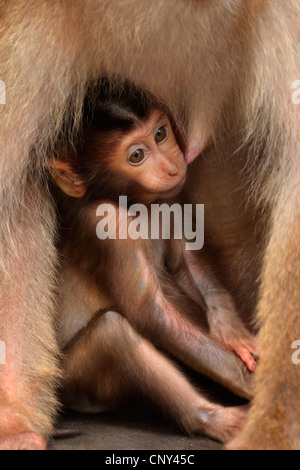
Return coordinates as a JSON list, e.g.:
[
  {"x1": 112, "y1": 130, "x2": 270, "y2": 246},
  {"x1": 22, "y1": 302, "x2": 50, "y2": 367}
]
[
  {"x1": 47, "y1": 83, "x2": 255, "y2": 442},
  {"x1": 0, "y1": 0, "x2": 299, "y2": 450}
]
